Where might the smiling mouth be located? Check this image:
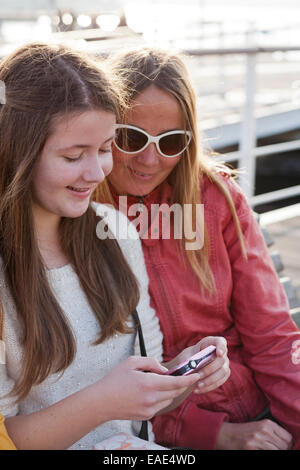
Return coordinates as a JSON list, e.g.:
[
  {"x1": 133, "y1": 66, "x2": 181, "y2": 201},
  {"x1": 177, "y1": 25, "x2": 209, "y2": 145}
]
[
  {"x1": 67, "y1": 186, "x2": 91, "y2": 192},
  {"x1": 129, "y1": 168, "x2": 155, "y2": 178}
]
